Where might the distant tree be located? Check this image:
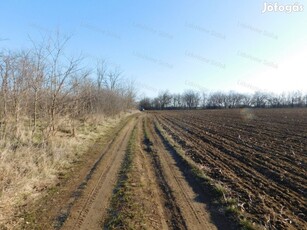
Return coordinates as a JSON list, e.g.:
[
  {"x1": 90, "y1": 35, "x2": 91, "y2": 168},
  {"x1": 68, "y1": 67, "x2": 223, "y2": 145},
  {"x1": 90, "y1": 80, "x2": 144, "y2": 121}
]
[
  {"x1": 304, "y1": 94, "x2": 307, "y2": 107},
  {"x1": 153, "y1": 97, "x2": 161, "y2": 109},
  {"x1": 266, "y1": 93, "x2": 282, "y2": 108},
  {"x1": 171, "y1": 93, "x2": 182, "y2": 108},
  {"x1": 138, "y1": 88, "x2": 306, "y2": 110},
  {"x1": 139, "y1": 97, "x2": 152, "y2": 110},
  {"x1": 290, "y1": 91, "x2": 303, "y2": 107},
  {"x1": 201, "y1": 92, "x2": 208, "y2": 108},
  {"x1": 241, "y1": 94, "x2": 252, "y2": 107},
  {"x1": 252, "y1": 91, "x2": 268, "y2": 108},
  {"x1": 208, "y1": 92, "x2": 224, "y2": 108},
  {"x1": 183, "y1": 90, "x2": 200, "y2": 109},
  {"x1": 158, "y1": 90, "x2": 172, "y2": 109},
  {"x1": 227, "y1": 91, "x2": 245, "y2": 108}
]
